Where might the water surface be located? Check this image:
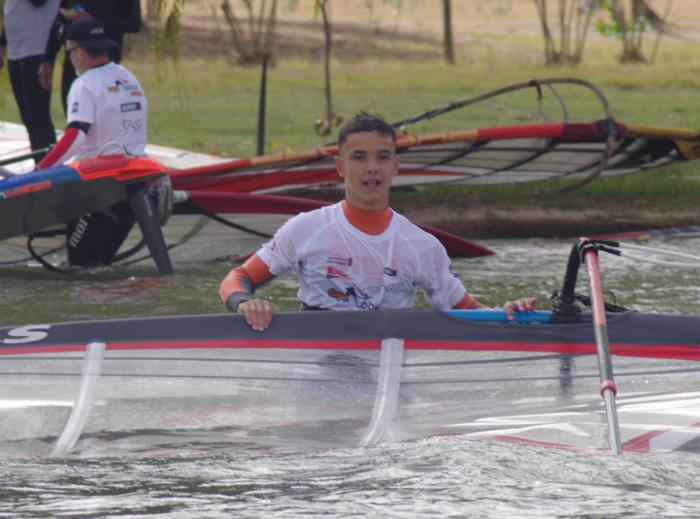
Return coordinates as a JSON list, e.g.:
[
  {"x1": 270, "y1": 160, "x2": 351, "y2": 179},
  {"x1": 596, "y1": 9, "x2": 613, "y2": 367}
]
[{"x1": 1, "y1": 236, "x2": 699, "y2": 518}]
